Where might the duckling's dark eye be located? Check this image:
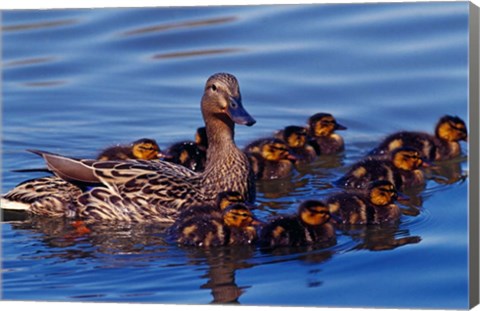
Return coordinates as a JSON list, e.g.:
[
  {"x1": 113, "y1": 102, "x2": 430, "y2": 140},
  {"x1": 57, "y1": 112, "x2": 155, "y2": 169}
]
[{"x1": 211, "y1": 84, "x2": 217, "y2": 92}]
